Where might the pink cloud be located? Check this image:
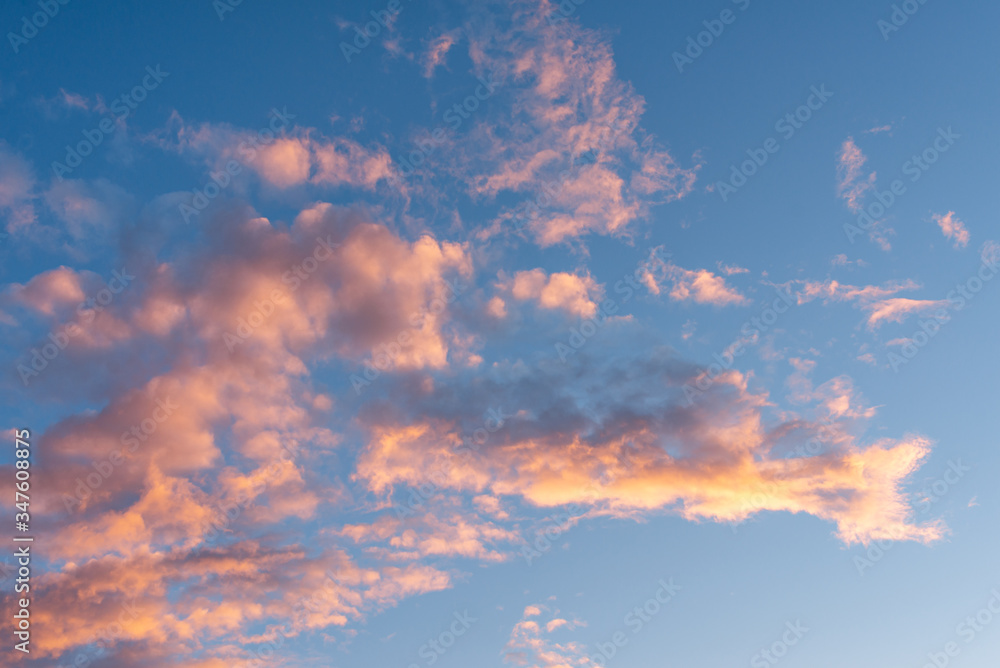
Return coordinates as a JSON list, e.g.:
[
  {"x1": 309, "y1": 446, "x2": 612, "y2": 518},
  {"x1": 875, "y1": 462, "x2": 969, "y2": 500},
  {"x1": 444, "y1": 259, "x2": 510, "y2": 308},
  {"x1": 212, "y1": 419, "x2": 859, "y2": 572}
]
[
  {"x1": 445, "y1": 3, "x2": 700, "y2": 245},
  {"x1": 255, "y1": 137, "x2": 312, "y2": 187},
  {"x1": 0, "y1": 141, "x2": 37, "y2": 233},
  {"x1": 836, "y1": 137, "x2": 876, "y2": 213},
  {"x1": 862, "y1": 297, "x2": 950, "y2": 330},
  {"x1": 640, "y1": 251, "x2": 747, "y2": 306},
  {"x1": 153, "y1": 116, "x2": 394, "y2": 191},
  {"x1": 504, "y1": 605, "x2": 591, "y2": 668},
  {"x1": 791, "y1": 278, "x2": 947, "y2": 330},
  {"x1": 932, "y1": 211, "x2": 970, "y2": 248},
  {"x1": 59, "y1": 88, "x2": 93, "y2": 111},
  {"x1": 422, "y1": 29, "x2": 461, "y2": 77},
  {"x1": 10, "y1": 266, "x2": 87, "y2": 316},
  {"x1": 508, "y1": 268, "x2": 602, "y2": 318}
]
